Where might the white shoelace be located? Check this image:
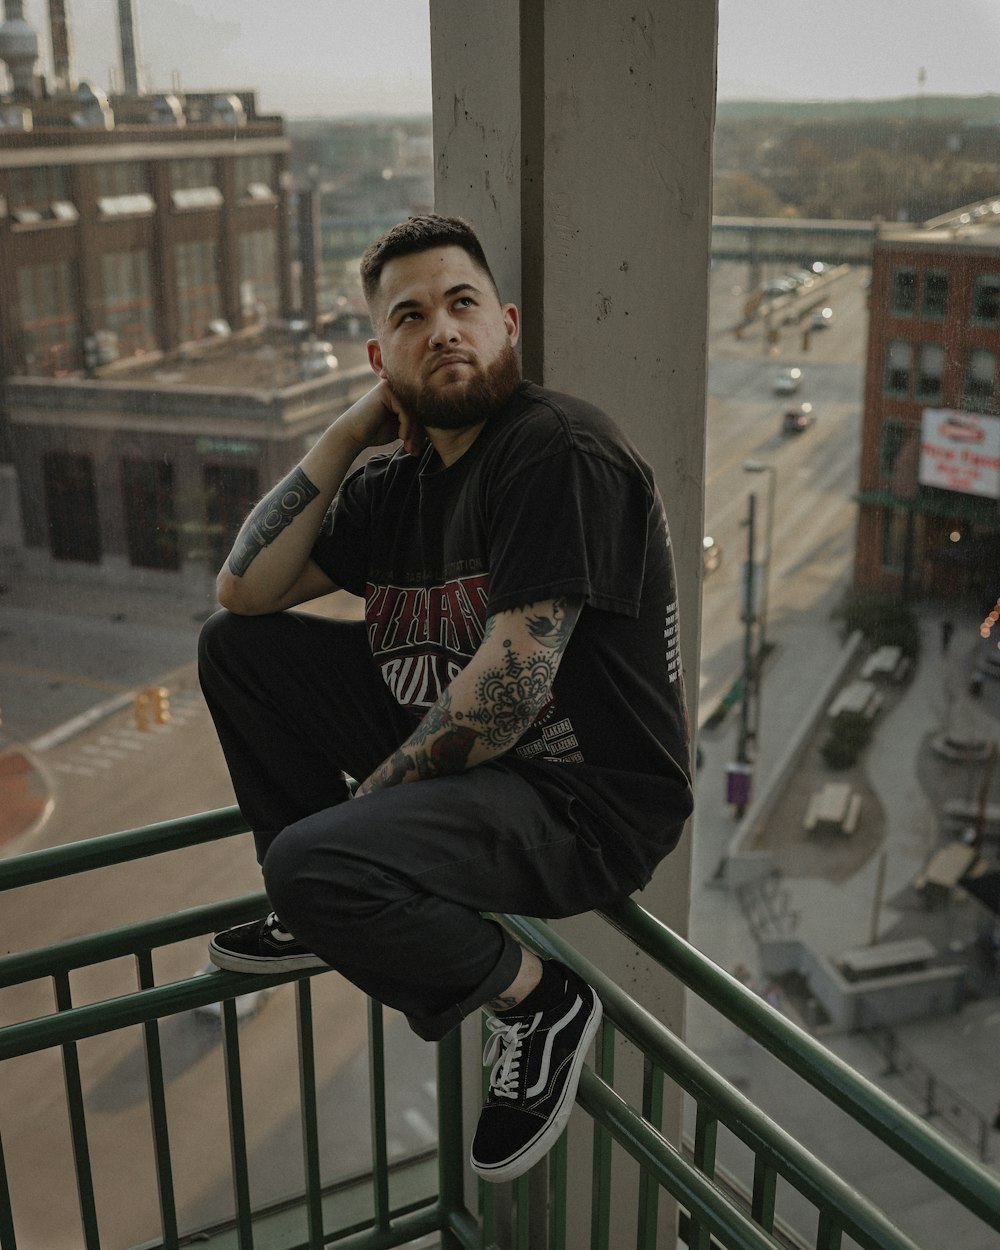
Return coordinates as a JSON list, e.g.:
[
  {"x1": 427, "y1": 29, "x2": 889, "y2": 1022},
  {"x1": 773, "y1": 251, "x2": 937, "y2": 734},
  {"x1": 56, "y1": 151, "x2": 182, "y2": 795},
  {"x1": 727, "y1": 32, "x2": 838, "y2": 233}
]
[
  {"x1": 264, "y1": 912, "x2": 296, "y2": 943},
  {"x1": 483, "y1": 1014, "x2": 539, "y2": 1099}
]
